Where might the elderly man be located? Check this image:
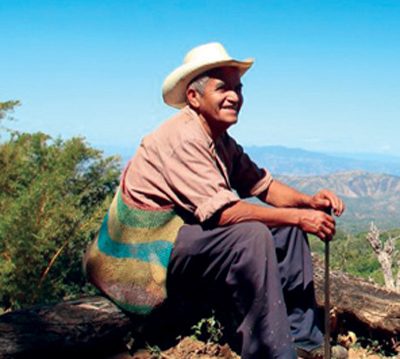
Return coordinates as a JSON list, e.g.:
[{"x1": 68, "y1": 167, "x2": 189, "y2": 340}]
[{"x1": 84, "y1": 43, "x2": 347, "y2": 359}]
